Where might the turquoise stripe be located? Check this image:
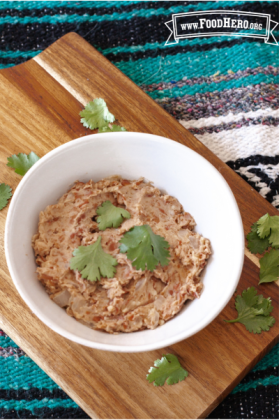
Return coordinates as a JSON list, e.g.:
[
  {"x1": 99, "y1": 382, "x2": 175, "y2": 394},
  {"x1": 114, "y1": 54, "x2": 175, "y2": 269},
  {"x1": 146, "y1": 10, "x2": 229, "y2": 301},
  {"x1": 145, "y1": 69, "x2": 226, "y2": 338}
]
[
  {"x1": 100, "y1": 30, "x2": 276, "y2": 55},
  {"x1": 0, "y1": 1, "x2": 142, "y2": 10},
  {"x1": 1, "y1": 14, "x2": 136, "y2": 25},
  {"x1": 149, "y1": 73, "x2": 279, "y2": 99},
  {"x1": 0, "y1": 50, "x2": 41, "y2": 58},
  {"x1": 101, "y1": 35, "x2": 244, "y2": 55},
  {"x1": 0, "y1": 398, "x2": 78, "y2": 411},
  {"x1": 232, "y1": 375, "x2": 279, "y2": 394},
  {"x1": 114, "y1": 42, "x2": 279, "y2": 86},
  {"x1": 0, "y1": 1, "x2": 251, "y2": 25},
  {"x1": 0, "y1": 63, "x2": 16, "y2": 69},
  {"x1": 0, "y1": 0, "x2": 249, "y2": 12},
  {"x1": 252, "y1": 343, "x2": 279, "y2": 372},
  {"x1": 0, "y1": 336, "x2": 18, "y2": 348},
  {"x1": 0, "y1": 357, "x2": 59, "y2": 390}
]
